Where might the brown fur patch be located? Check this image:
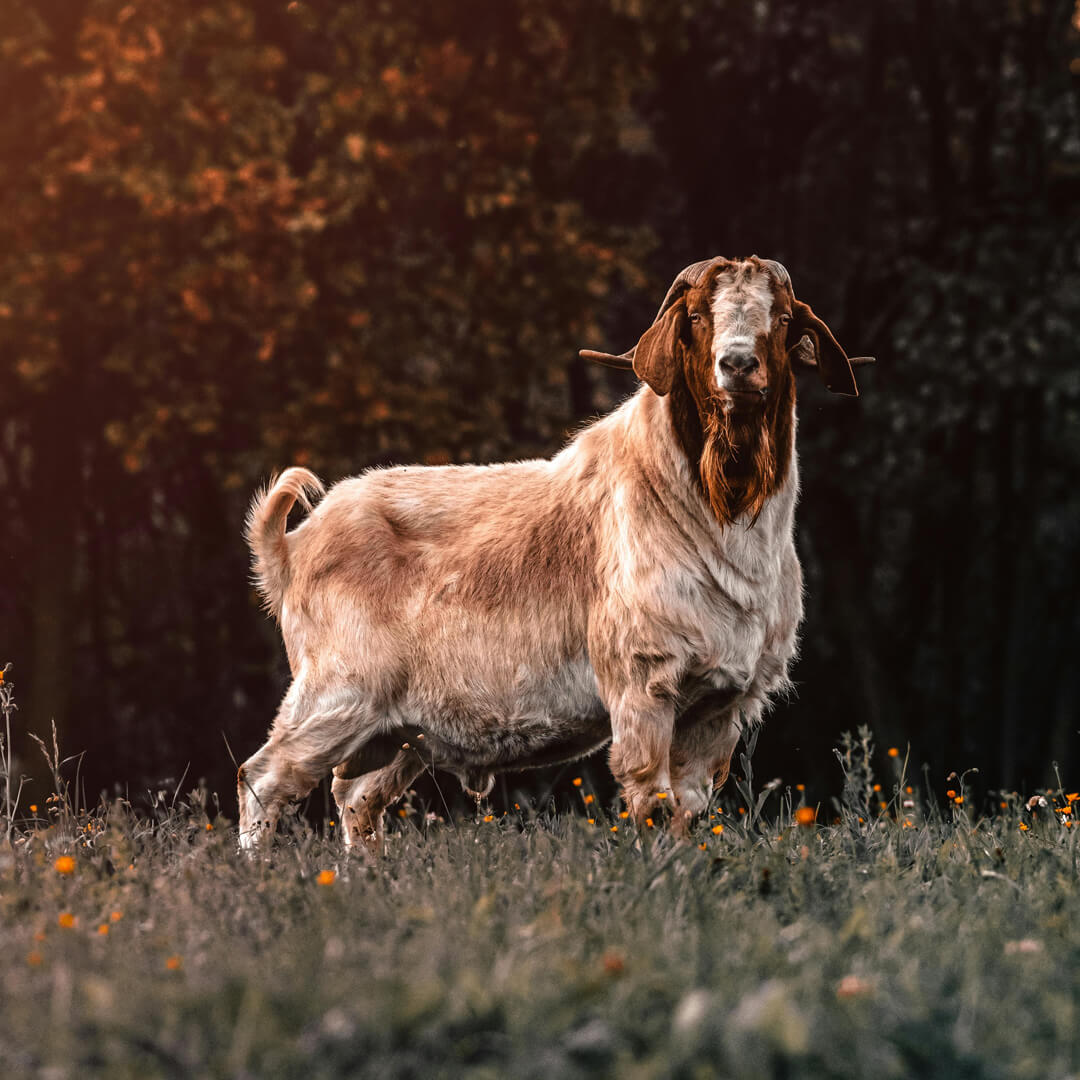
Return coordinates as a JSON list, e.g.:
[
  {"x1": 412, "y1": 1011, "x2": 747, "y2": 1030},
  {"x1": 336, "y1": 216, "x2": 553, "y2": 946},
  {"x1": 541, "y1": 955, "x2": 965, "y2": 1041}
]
[{"x1": 666, "y1": 262, "x2": 796, "y2": 525}]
